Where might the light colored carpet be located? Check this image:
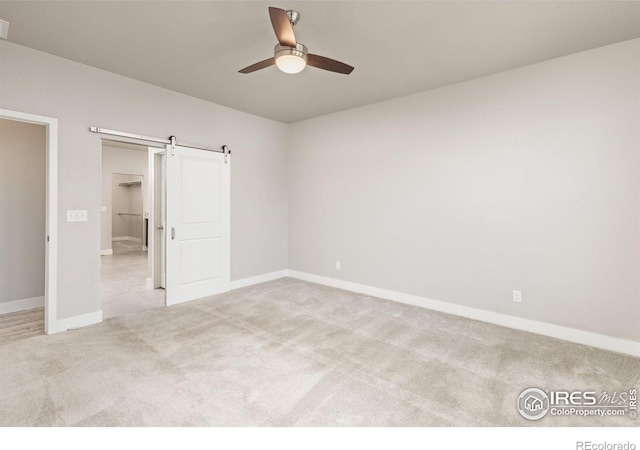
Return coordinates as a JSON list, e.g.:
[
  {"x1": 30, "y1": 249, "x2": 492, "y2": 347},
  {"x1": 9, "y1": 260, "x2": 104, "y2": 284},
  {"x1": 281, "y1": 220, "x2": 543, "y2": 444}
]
[{"x1": 0, "y1": 277, "x2": 637, "y2": 426}]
